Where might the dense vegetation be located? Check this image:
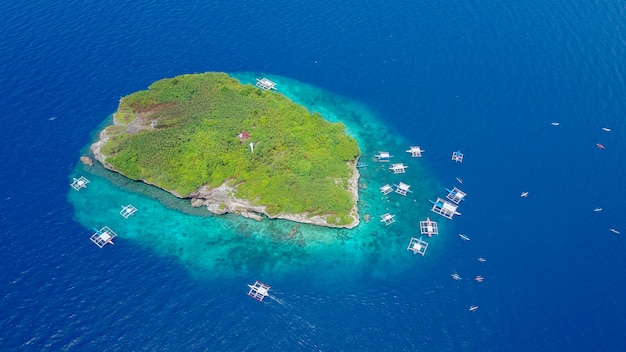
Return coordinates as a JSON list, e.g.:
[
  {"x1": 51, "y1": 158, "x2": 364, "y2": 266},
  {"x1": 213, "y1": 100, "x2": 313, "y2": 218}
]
[{"x1": 100, "y1": 72, "x2": 360, "y2": 224}]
